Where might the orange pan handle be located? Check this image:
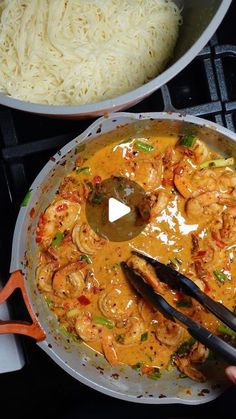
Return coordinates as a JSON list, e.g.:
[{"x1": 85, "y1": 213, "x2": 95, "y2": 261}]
[{"x1": 0, "y1": 270, "x2": 46, "y2": 341}]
